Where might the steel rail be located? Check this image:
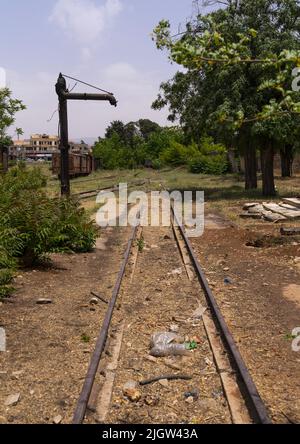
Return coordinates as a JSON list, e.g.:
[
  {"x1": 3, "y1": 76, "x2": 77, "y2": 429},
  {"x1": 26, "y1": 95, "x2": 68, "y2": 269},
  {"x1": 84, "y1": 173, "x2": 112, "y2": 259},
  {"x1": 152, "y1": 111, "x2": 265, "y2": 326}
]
[
  {"x1": 171, "y1": 205, "x2": 272, "y2": 425},
  {"x1": 72, "y1": 222, "x2": 139, "y2": 424}
]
